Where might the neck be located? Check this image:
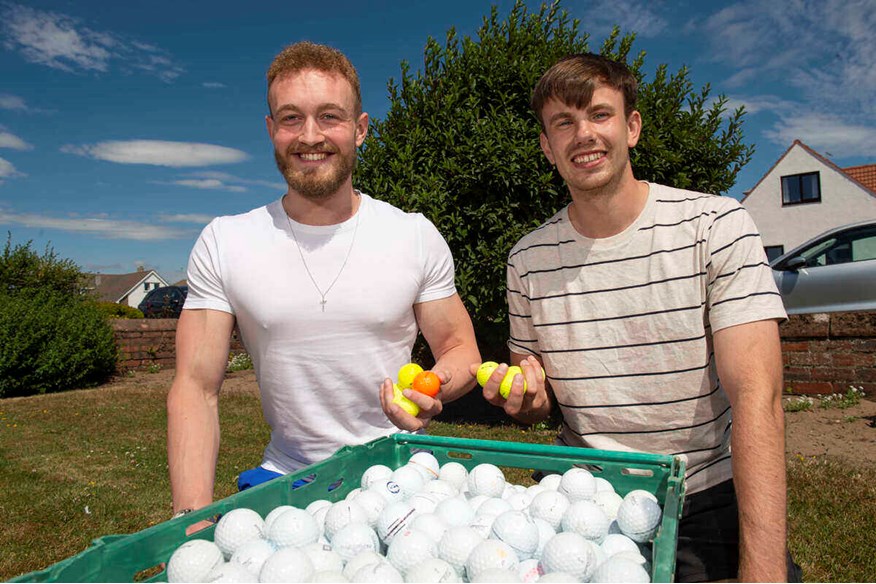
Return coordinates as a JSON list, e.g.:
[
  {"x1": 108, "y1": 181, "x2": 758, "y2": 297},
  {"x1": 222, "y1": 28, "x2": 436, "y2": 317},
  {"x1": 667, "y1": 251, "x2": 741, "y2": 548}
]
[
  {"x1": 567, "y1": 170, "x2": 648, "y2": 239},
  {"x1": 283, "y1": 181, "x2": 360, "y2": 226}
]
